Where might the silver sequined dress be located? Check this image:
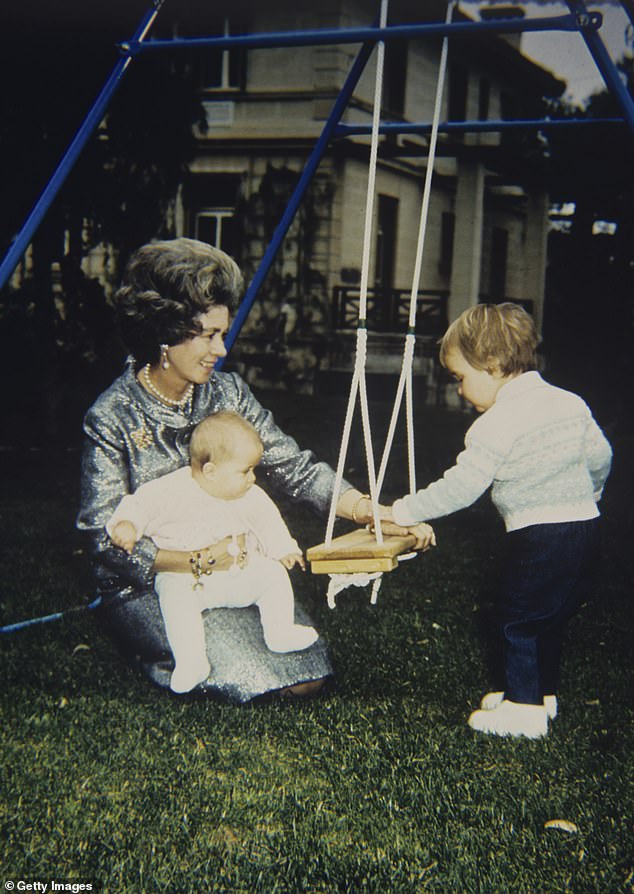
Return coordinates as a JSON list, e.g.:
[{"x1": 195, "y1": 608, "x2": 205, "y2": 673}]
[{"x1": 77, "y1": 360, "x2": 343, "y2": 702}]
